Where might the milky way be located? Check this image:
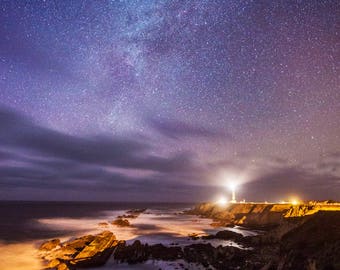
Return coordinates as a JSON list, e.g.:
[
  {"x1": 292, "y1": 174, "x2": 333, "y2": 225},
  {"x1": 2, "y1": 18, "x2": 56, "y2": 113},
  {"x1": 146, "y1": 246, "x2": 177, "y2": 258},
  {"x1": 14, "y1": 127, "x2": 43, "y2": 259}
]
[{"x1": 0, "y1": 0, "x2": 339, "y2": 201}]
